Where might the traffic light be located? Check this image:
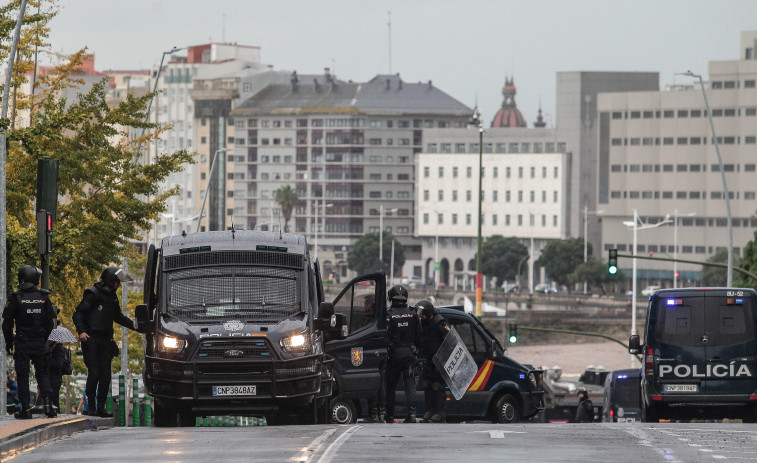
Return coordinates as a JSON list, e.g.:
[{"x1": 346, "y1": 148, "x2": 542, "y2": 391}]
[
  {"x1": 608, "y1": 249, "x2": 618, "y2": 275},
  {"x1": 508, "y1": 323, "x2": 518, "y2": 344},
  {"x1": 36, "y1": 211, "x2": 52, "y2": 255}
]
